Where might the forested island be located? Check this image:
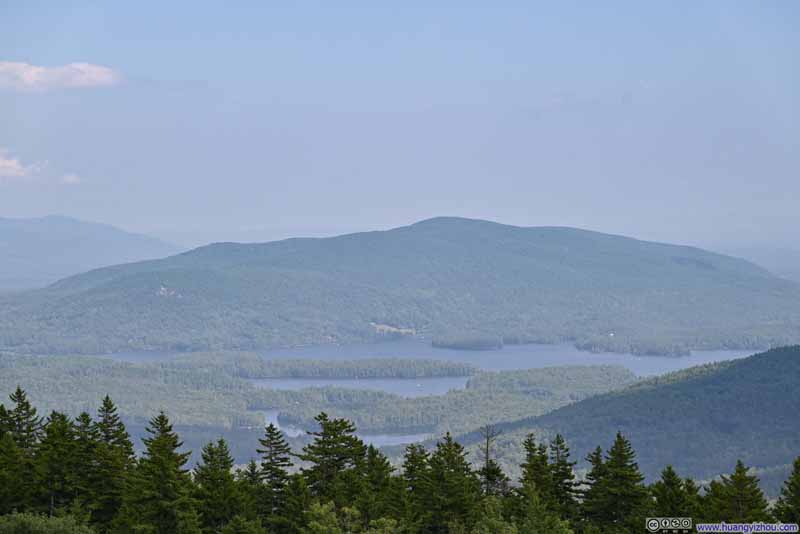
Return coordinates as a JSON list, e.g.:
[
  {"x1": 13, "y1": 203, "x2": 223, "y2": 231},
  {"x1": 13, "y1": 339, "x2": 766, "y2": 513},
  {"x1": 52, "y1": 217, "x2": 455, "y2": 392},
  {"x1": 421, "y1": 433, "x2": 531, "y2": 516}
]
[{"x1": 1, "y1": 387, "x2": 799, "y2": 534}]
